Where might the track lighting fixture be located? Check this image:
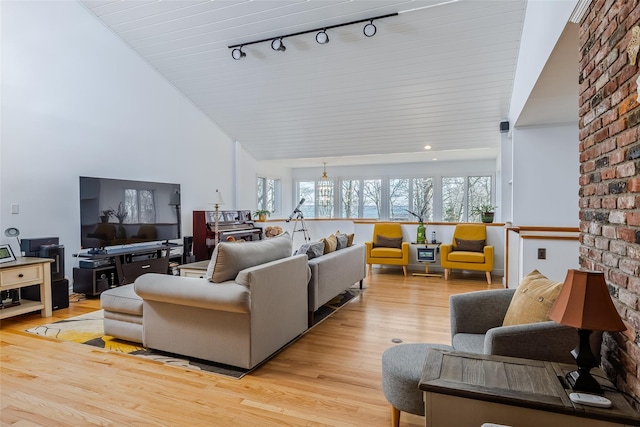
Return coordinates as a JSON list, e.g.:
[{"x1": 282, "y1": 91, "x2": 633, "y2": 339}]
[
  {"x1": 227, "y1": 12, "x2": 397, "y2": 59},
  {"x1": 363, "y1": 20, "x2": 377, "y2": 37},
  {"x1": 316, "y1": 30, "x2": 329, "y2": 44},
  {"x1": 231, "y1": 46, "x2": 246, "y2": 60},
  {"x1": 271, "y1": 38, "x2": 286, "y2": 52}
]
